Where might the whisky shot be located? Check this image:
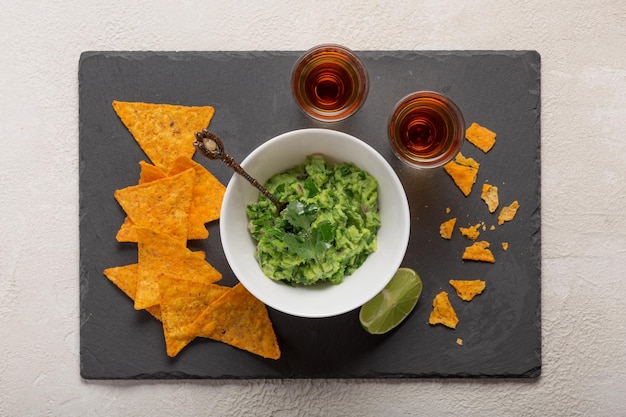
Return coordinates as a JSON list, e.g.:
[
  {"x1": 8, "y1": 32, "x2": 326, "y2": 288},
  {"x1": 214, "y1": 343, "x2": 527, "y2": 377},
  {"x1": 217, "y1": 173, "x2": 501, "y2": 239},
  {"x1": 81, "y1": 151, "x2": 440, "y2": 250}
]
[
  {"x1": 388, "y1": 91, "x2": 465, "y2": 169},
  {"x1": 291, "y1": 44, "x2": 368, "y2": 122}
]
